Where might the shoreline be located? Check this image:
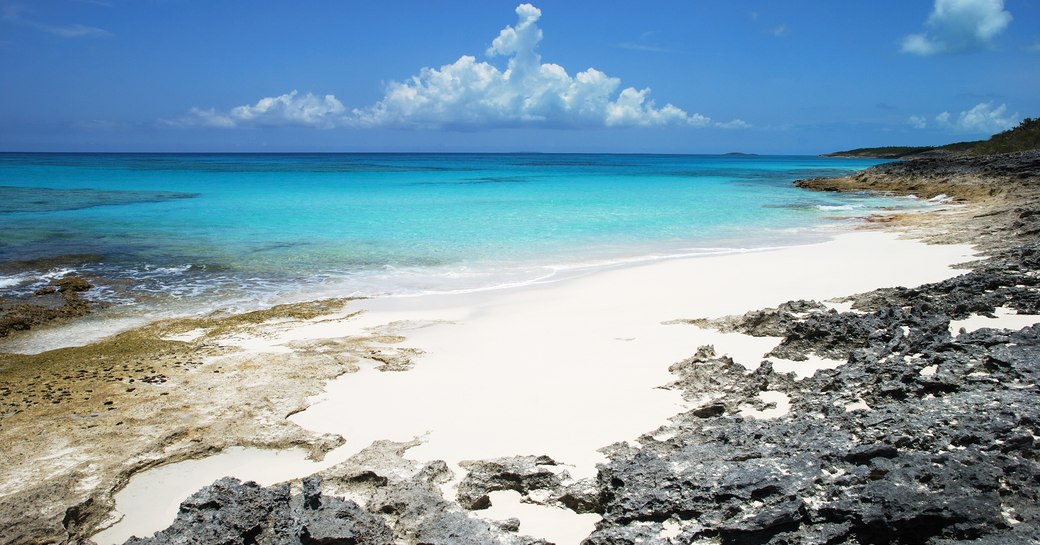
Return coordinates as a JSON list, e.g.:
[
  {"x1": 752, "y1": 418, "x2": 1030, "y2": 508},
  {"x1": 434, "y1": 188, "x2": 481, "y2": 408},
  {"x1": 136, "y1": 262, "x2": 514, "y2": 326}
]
[
  {"x1": 0, "y1": 217, "x2": 887, "y2": 356},
  {"x1": 3, "y1": 151, "x2": 1040, "y2": 544},
  {"x1": 79, "y1": 230, "x2": 976, "y2": 545}
]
